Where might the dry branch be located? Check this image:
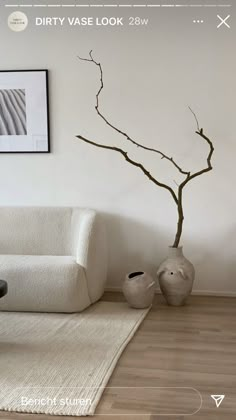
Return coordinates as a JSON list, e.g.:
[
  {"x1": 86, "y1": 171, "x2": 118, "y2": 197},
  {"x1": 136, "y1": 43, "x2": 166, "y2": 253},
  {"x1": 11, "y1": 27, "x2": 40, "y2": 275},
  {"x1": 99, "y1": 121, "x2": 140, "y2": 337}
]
[
  {"x1": 76, "y1": 52, "x2": 215, "y2": 247},
  {"x1": 76, "y1": 134, "x2": 178, "y2": 204},
  {"x1": 78, "y1": 50, "x2": 190, "y2": 177}
]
